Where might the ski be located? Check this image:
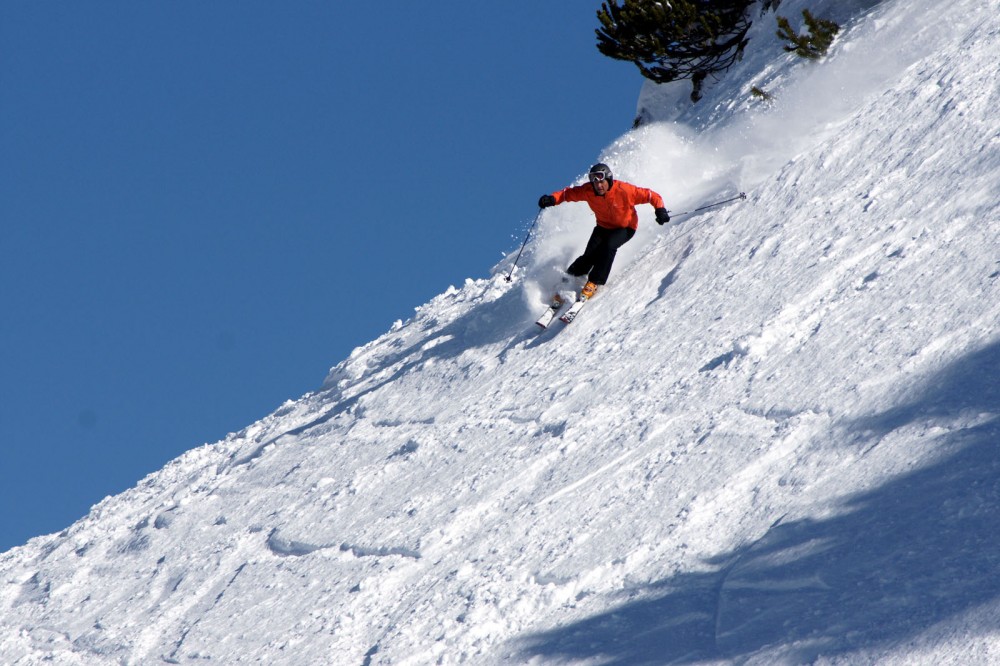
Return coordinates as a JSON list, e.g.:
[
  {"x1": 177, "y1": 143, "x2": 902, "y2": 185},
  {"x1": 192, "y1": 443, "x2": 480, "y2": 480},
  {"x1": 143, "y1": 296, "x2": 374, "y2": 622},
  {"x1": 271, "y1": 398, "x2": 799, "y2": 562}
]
[
  {"x1": 535, "y1": 295, "x2": 565, "y2": 329},
  {"x1": 558, "y1": 296, "x2": 589, "y2": 324}
]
